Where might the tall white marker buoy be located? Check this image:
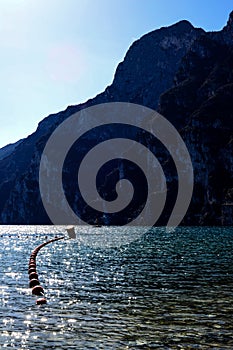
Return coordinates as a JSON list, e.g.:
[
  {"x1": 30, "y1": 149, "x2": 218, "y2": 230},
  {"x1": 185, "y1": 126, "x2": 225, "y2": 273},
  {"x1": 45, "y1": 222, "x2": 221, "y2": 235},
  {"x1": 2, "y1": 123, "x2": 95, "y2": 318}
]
[{"x1": 66, "y1": 226, "x2": 76, "y2": 239}]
